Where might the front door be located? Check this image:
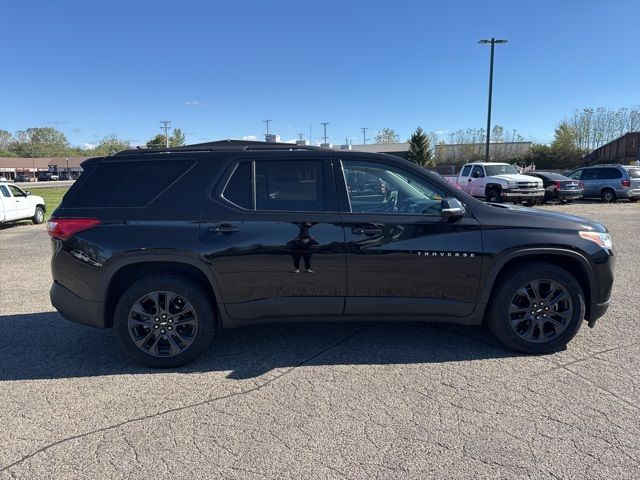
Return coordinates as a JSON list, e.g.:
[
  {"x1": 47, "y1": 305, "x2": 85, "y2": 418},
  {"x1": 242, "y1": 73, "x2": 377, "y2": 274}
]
[
  {"x1": 337, "y1": 159, "x2": 483, "y2": 317},
  {"x1": 200, "y1": 155, "x2": 346, "y2": 321}
]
